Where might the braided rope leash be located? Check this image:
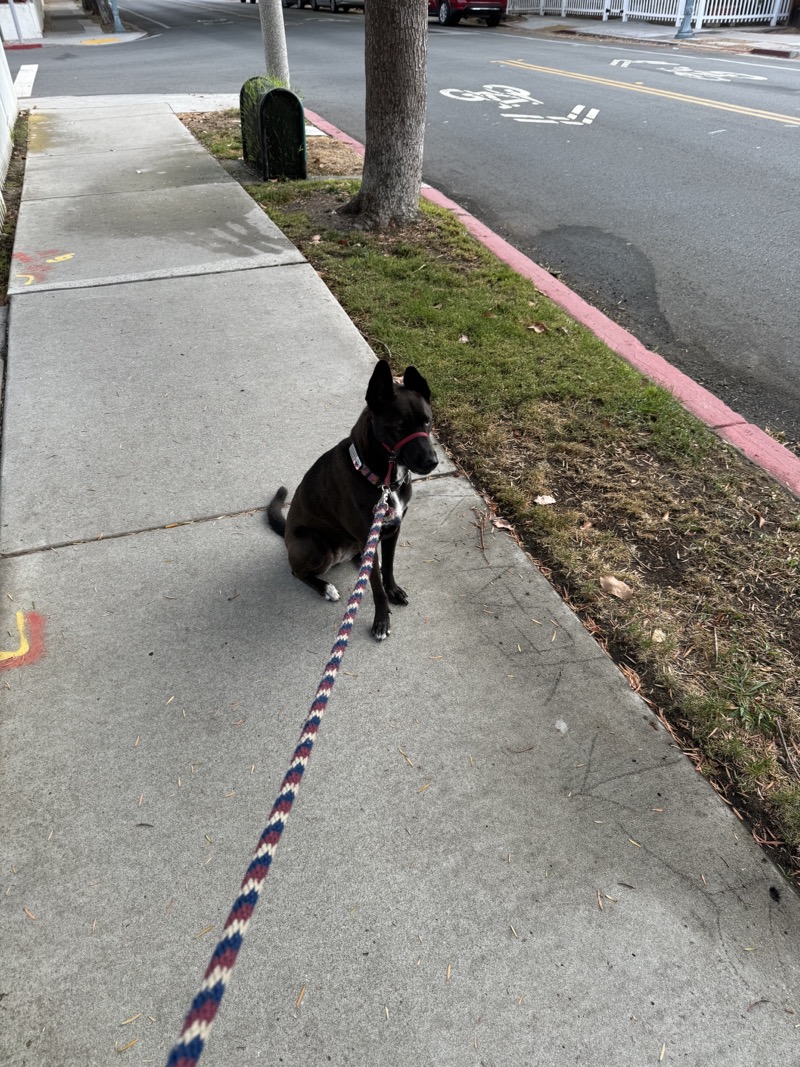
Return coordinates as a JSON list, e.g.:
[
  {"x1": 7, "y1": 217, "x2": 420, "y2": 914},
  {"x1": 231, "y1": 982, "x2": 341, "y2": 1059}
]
[{"x1": 166, "y1": 489, "x2": 390, "y2": 1067}]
